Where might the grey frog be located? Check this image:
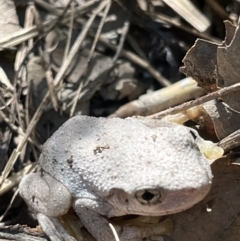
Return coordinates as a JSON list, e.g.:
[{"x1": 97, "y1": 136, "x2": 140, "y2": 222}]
[{"x1": 19, "y1": 115, "x2": 213, "y2": 241}]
